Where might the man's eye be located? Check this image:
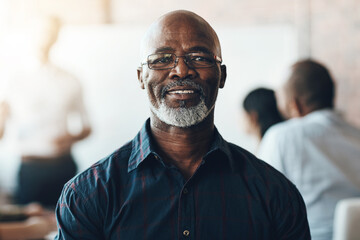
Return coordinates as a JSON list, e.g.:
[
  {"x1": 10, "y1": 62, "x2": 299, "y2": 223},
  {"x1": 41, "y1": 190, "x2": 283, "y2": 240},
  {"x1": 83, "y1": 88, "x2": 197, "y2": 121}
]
[
  {"x1": 153, "y1": 57, "x2": 172, "y2": 64},
  {"x1": 191, "y1": 55, "x2": 212, "y2": 63}
]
